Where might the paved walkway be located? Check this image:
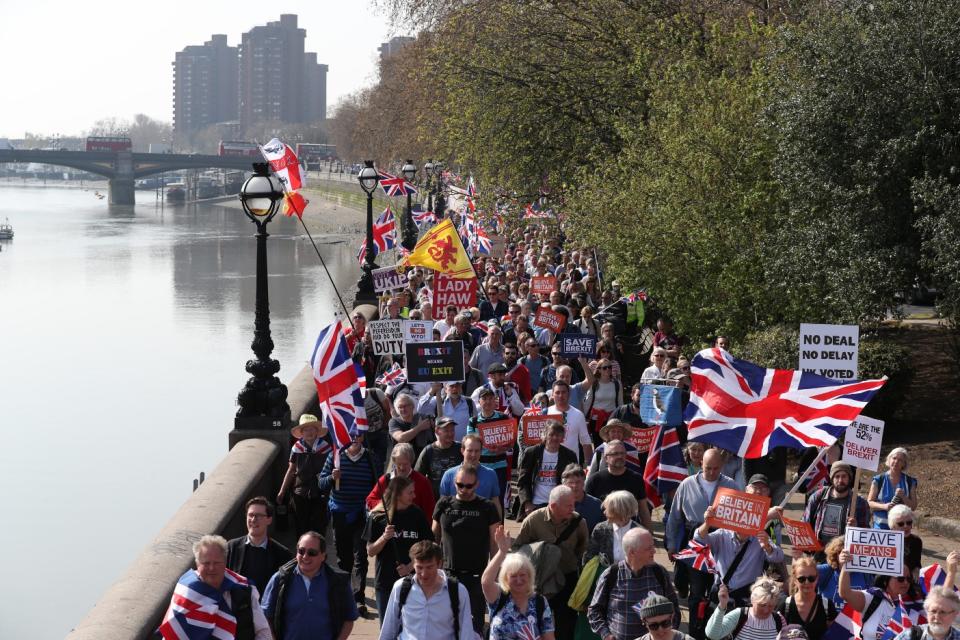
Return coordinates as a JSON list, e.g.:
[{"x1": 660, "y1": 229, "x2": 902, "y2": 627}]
[{"x1": 334, "y1": 495, "x2": 960, "y2": 639}]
